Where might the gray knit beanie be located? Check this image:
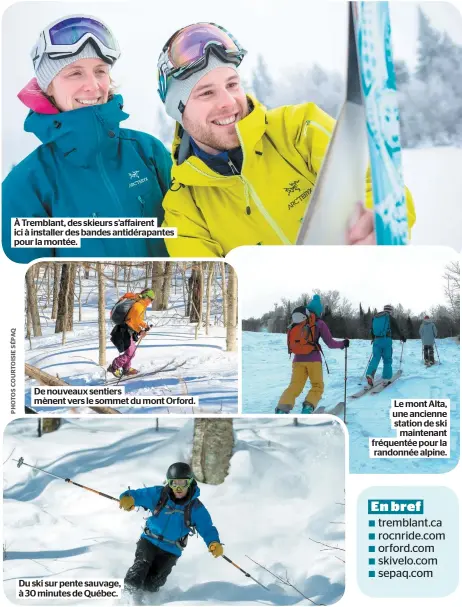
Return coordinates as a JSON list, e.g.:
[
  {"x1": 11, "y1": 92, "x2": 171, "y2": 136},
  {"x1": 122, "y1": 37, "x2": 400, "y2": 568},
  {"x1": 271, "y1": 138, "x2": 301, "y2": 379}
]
[
  {"x1": 164, "y1": 55, "x2": 239, "y2": 125},
  {"x1": 34, "y1": 41, "x2": 109, "y2": 92}
]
